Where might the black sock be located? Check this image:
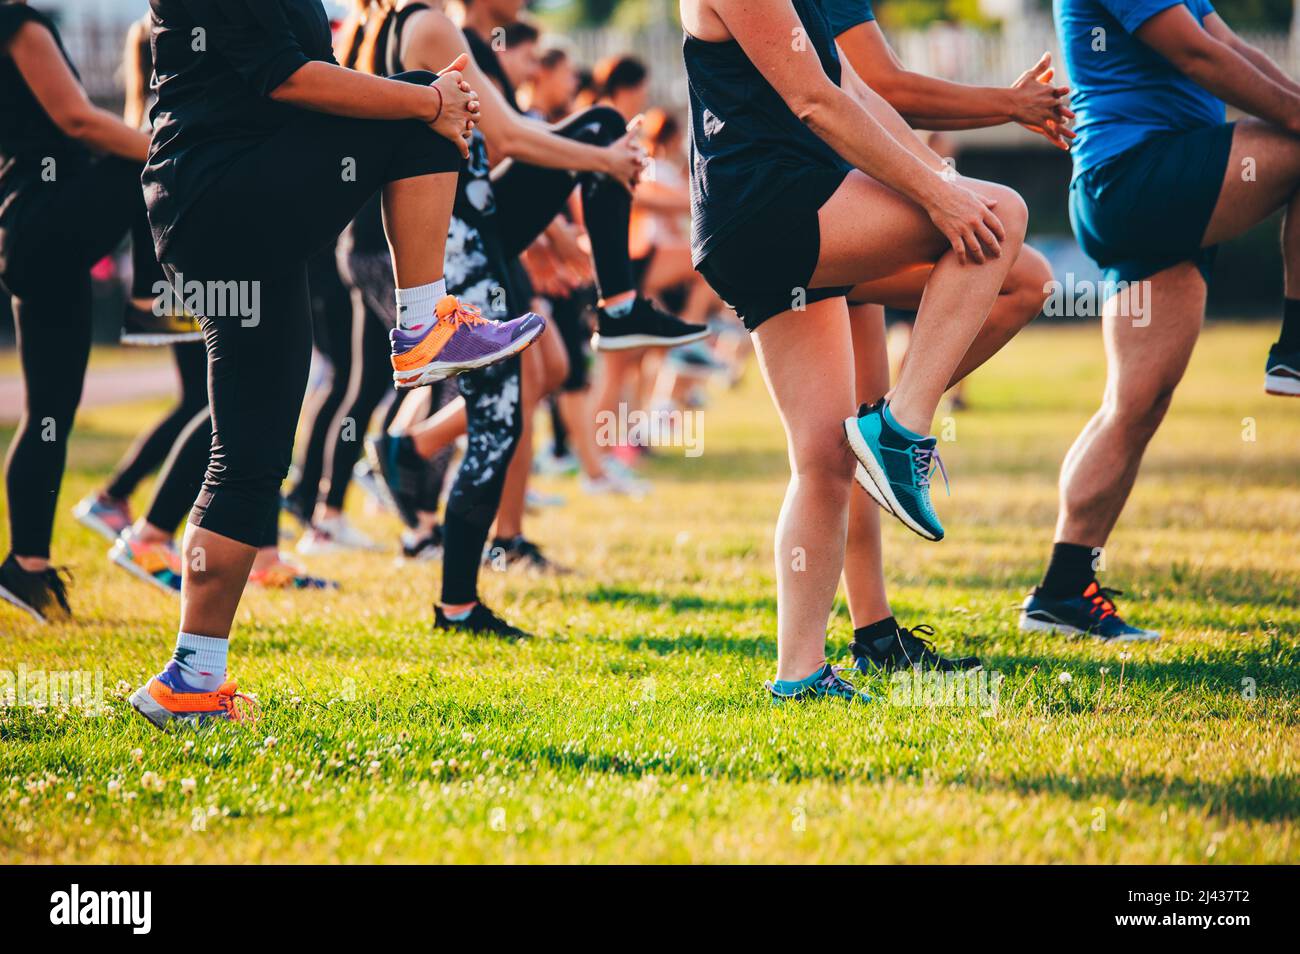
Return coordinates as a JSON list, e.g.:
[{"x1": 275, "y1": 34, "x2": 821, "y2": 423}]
[
  {"x1": 852, "y1": 615, "x2": 898, "y2": 650},
  {"x1": 1278, "y1": 298, "x2": 1300, "y2": 352},
  {"x1": 1039, "y1": 543, "x2": 1097, "y2": 598}
]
